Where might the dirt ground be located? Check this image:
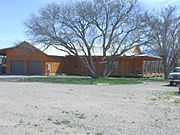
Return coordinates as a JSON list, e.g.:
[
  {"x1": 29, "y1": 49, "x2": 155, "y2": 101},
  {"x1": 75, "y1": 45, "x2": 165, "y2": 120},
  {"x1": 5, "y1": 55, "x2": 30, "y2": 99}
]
[{"x1": 0, "y1": 80, "x2": 179, "y2": 135}]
